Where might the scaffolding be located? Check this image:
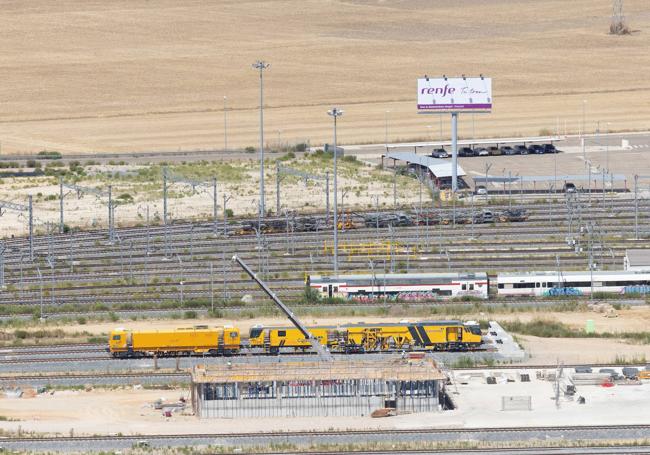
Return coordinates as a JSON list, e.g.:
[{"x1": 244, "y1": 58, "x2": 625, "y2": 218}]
[{"x1": 192, "y1": 358, "x2": 445, "y2": 418}]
